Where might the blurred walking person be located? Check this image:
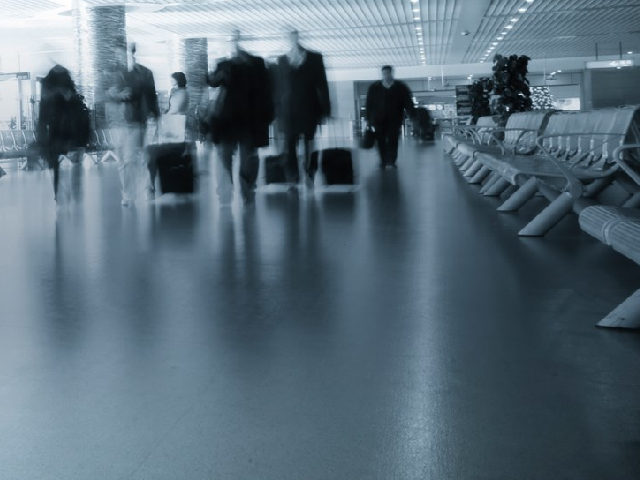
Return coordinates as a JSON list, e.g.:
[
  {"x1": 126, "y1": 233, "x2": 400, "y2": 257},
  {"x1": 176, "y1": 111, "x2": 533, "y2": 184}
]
[
  {"x1": 37, "y1": 63, "x2": 90, "y2": 204},
  {"x1": 365, "y1": 65, "x2": 415, "y2": 170},
  {"x1": 207, "y1": 29, "x2": 274, "y2": 206},
  {"x1": 107, "y1": 43, "x2": 160, "y2": 206},
  {"x1": 273, "y1": 29, "x2": 331, "y2": 189}
]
